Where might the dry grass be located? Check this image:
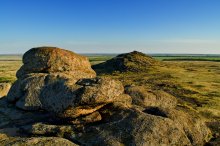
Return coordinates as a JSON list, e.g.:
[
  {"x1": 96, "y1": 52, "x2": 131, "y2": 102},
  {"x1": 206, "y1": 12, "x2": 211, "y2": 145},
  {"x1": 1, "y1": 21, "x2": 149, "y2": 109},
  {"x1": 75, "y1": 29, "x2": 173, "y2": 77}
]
[
  {"x1": 160, "y1": 61, "x2": 220, "y2": 120},
  {"x1": 95, "y1": 60, "x2": 220, "y2": 121},
  {"x1": 0, "y1": 61, "x2": 22, "y2": 83}
]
